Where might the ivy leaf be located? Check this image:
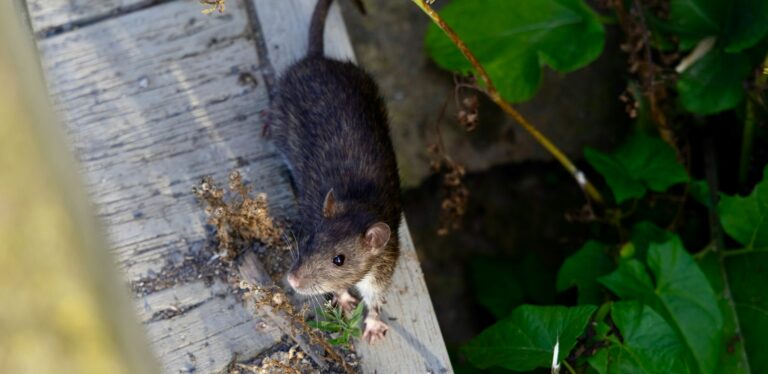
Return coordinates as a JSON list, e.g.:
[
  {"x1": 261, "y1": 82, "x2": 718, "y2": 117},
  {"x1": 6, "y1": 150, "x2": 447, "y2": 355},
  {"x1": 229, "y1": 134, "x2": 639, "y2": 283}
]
[
  {"x1": 425, "y1": 0, "x2": 604, "y2": 103},
  {"x1": 718, "y1": 165, "x2": 768, "y2": 248},
  {"x1": 556, "y1": 241, "x2": 614, "y2": 304},
  {"x1": 599, "y1": 238, "x2": 723, "y2": 373},
  {"x1": 462, "y1": 305, "x2": 596, "y2": 371},
  {"x1": 724, "y1": 252, "x2": 768, "y2": 372},
  {"x1": 588, "y1": 301, "x2": 690, "y2": 373},
  {"x1": 677, "y1": 48, "x2": 751, "y2": 115},
  {"x1": 584, "y1": 134, "x2": 689, "y2": 203}
]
